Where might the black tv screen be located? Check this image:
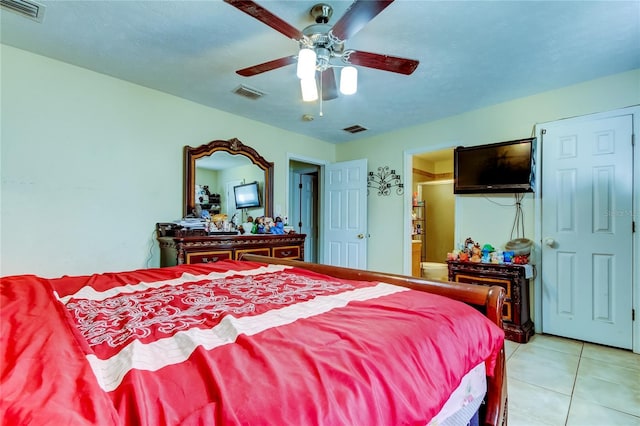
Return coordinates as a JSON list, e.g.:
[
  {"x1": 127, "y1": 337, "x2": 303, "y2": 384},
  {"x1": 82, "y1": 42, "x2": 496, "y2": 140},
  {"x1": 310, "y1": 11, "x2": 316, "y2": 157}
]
[
  {"x1": 454, "y1": 138, "x2": 535, "y2": 194},
  {"x1": 234, "y1": 181, "x2": 261, "y2": 209}
]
